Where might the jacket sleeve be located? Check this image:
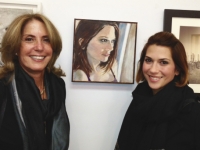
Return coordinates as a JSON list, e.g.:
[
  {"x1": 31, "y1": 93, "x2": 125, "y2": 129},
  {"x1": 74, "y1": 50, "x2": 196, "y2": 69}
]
[
  {"x1": 194, "y1": 103, "x2": 200, "y2": 149},
  {"x1": 0, "y1": 79, "x2": 7, "y2": 127},
  {"x1": 51, "y1": 102, "x2": 70, "y2": 150}
]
